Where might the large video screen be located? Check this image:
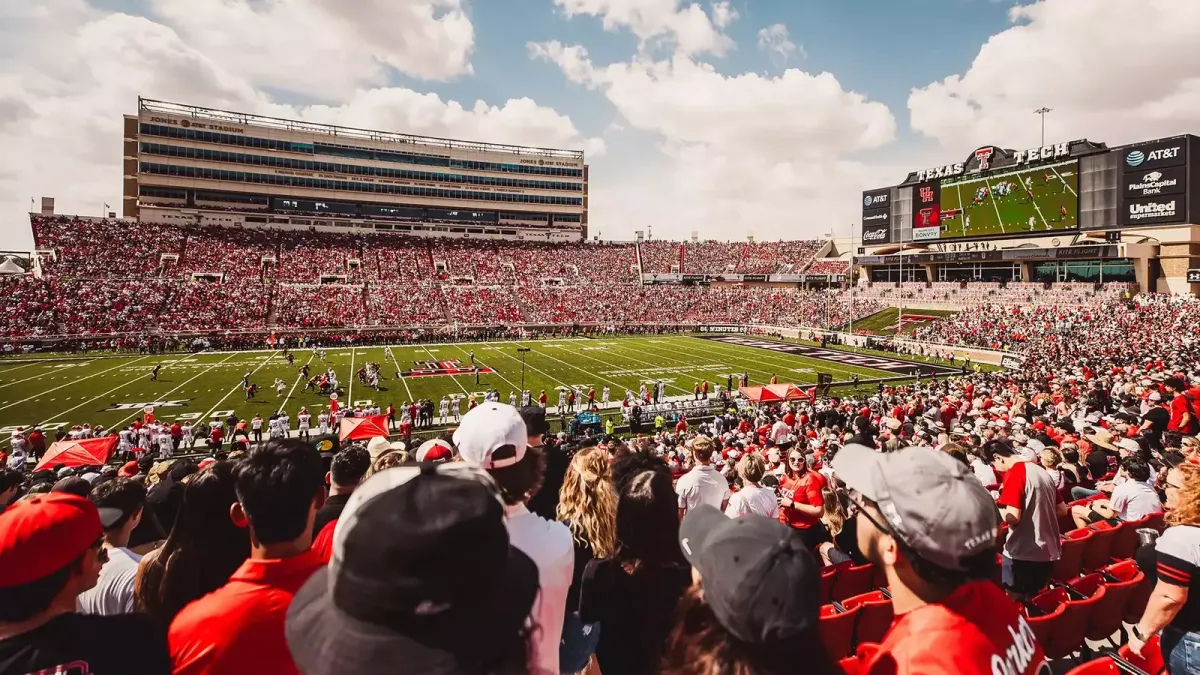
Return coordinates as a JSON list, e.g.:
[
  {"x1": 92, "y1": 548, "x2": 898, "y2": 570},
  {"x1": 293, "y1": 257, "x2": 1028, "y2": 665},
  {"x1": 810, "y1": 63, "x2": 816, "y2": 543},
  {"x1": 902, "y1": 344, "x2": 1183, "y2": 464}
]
[{"x1": 934, "y1": 159, "x2": 1079, "y2": 239}]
